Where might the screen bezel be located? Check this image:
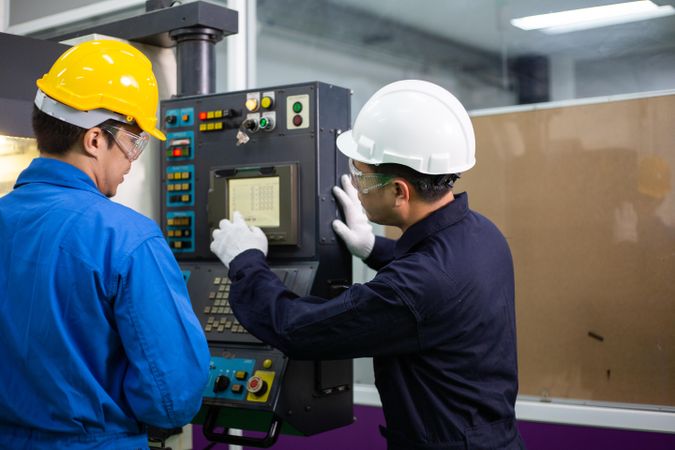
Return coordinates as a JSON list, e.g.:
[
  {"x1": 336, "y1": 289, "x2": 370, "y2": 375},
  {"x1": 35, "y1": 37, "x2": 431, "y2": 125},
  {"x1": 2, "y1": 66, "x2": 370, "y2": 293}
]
[{"x1": 208, "y1": 163, "x2": 299, "y2": 246}]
